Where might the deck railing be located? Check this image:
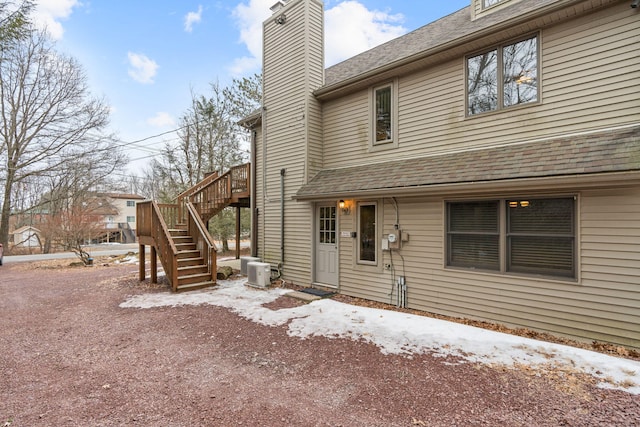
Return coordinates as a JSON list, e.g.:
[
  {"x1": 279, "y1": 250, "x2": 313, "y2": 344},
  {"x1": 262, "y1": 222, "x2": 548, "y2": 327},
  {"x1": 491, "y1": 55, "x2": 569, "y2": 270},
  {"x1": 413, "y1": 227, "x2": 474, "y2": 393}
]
[
  {"x1": 188, "y1": 163, "x2": 250, "y2": 223},
  {"x1": 137, "y1": 200, "x2": 179, "y2": 290},
  {"x1": 186, "y1": 202, "x2": 217, "y2": 282}
]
